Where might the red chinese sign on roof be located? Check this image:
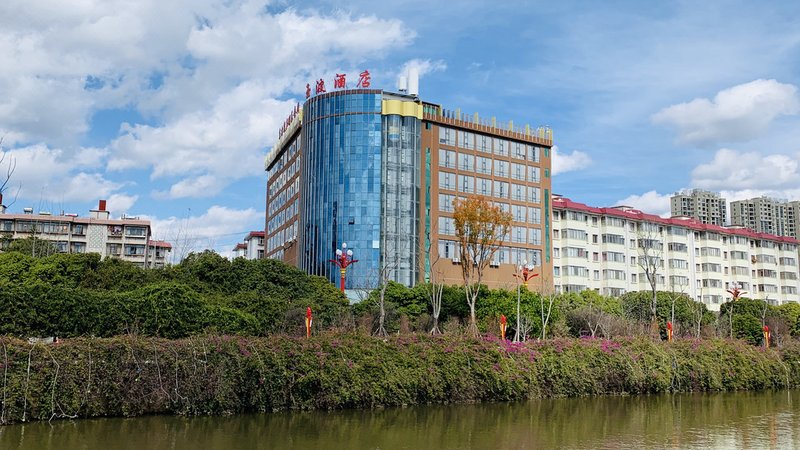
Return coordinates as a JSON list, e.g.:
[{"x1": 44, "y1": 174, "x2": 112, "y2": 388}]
[{"x1": 305, "y1": 70, "x2": 371, "y2": 98}]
